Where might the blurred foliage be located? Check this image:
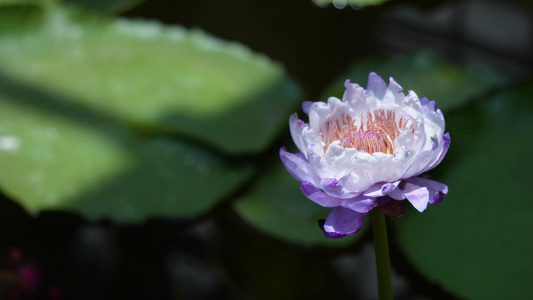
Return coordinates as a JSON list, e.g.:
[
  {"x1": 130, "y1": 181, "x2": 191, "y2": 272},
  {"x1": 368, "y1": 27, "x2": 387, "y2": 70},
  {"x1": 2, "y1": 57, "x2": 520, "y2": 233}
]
[
  {"x1": 0, "y1": 91, "x2": 254, "y2": 221},
  {"x1": 393, "y1": 83, "x2": 533, "y2": 299},
  {"x1": 0, "y1": 4, "x2": 301, "y2": 155},
  {"x1": 0, "y1": 0, "x2": 40, "y2": 5},
  {"x1": 313, "y1": 0, "x2": 390, "y2": 8},
  {"x1": 0, "y1": 3, "x2": 298, "y2": 221},
  {"x1": 321, "y1": 51, "x2": 506, "y2": 113},
  {"x1": 0, "y1": 0, "x2": 144, "y2": 13}
]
